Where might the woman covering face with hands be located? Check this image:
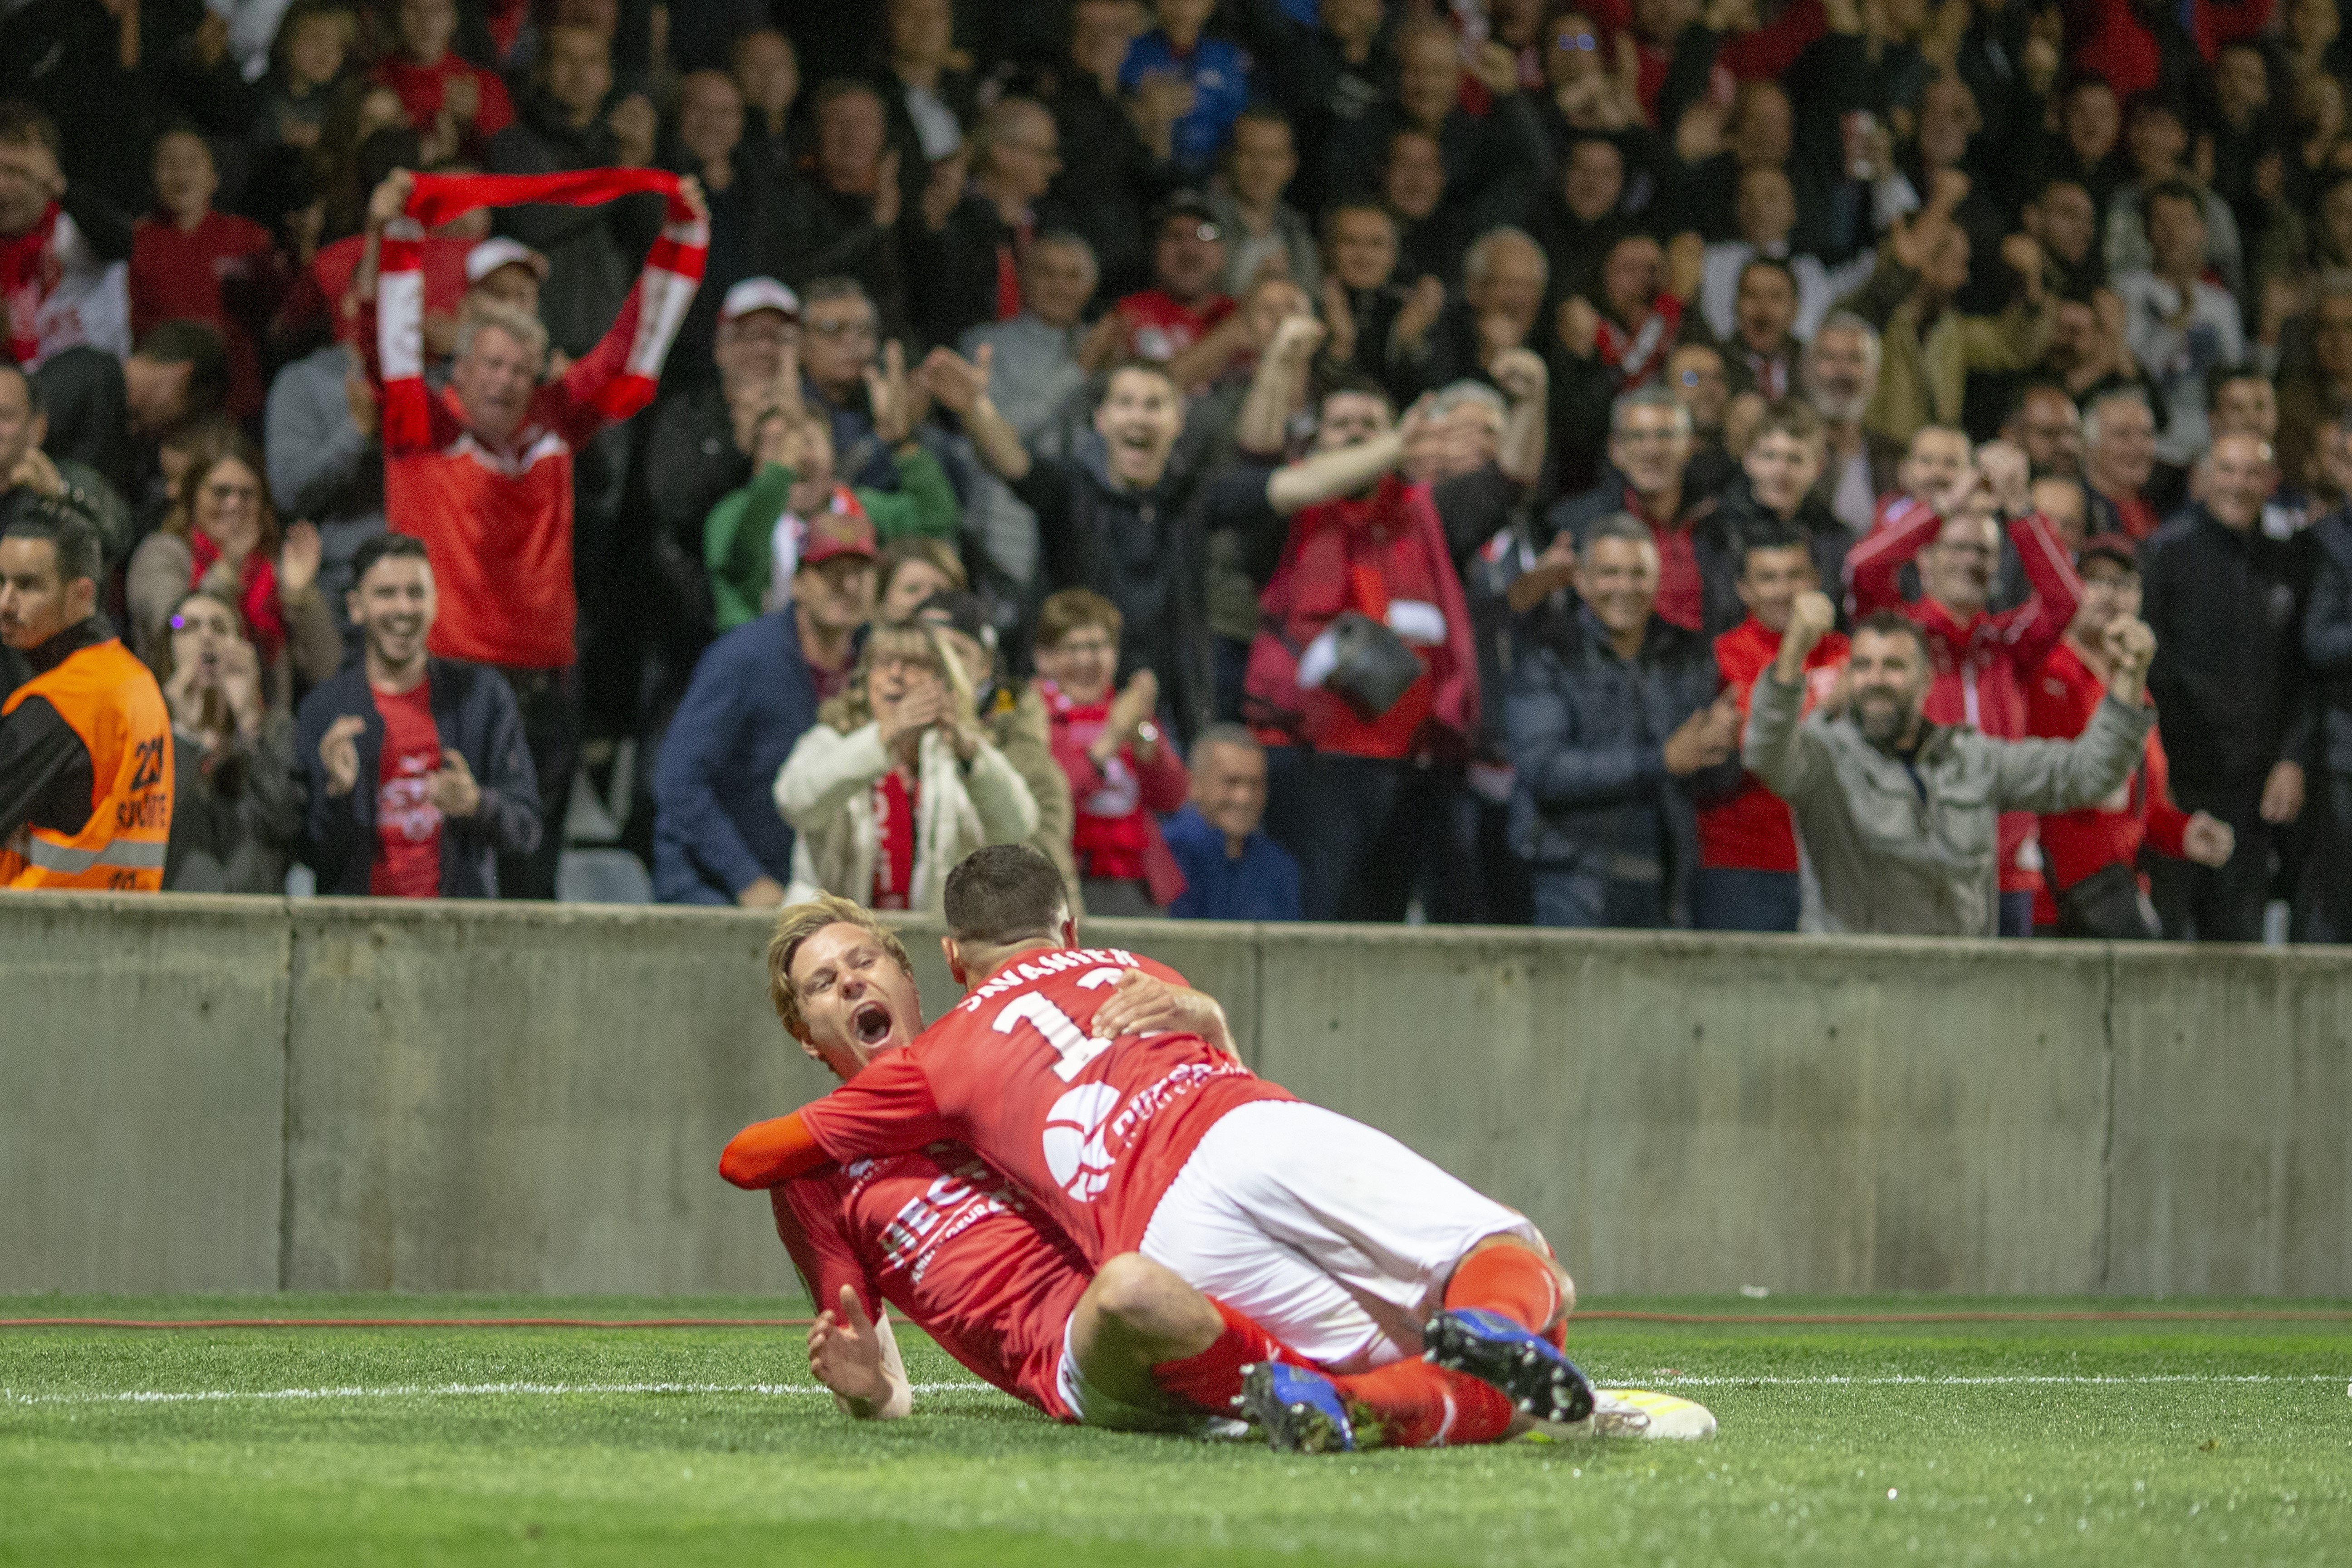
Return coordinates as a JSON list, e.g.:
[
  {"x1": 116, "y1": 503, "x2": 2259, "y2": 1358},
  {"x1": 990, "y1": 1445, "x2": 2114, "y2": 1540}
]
[
  {"x1": 773, "y1": 622, "x2": 1040, "y2": 915},
  {"x1": 155, "y1": 589, "x2": 302, "y2": 893}
]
